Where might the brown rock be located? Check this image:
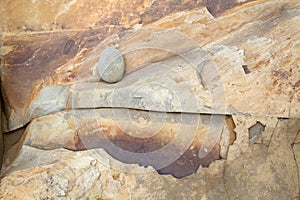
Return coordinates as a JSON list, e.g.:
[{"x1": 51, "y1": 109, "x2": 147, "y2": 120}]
[
  {"x1": 1, "y1": 117, "x2": 299, "y2": 199},
  {"x1": 22, "y1": 108, "x2": 228, "y2": 178},
  {"x1": 1, "y1": 0, "x2": 255, "y2": 32},
  {"x1": 2, "y1": 0, "x2": 300, "y2": 132},
  {"x1": 1, "y1": 0, "x2": 300, "y2": 199}
]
